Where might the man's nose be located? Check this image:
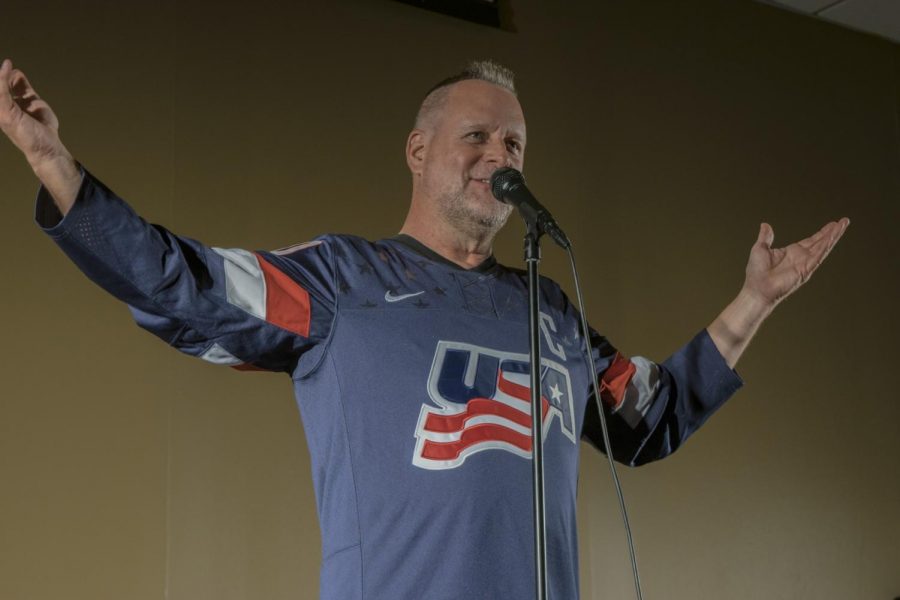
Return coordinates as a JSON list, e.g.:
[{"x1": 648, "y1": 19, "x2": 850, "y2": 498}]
[{"x1": 483, "y1": 136, "x2": 512, "y2": 167}]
